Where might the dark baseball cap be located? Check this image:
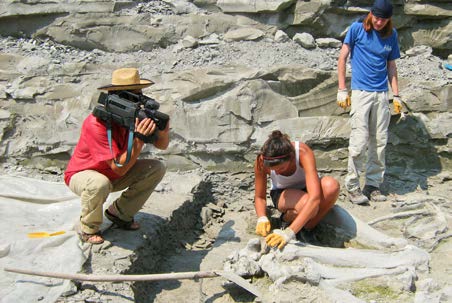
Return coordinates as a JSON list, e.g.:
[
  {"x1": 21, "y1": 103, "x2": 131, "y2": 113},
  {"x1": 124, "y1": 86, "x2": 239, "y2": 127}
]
[{"x1": 371, "y1": 0, "x2": 393, "y2": 18}]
